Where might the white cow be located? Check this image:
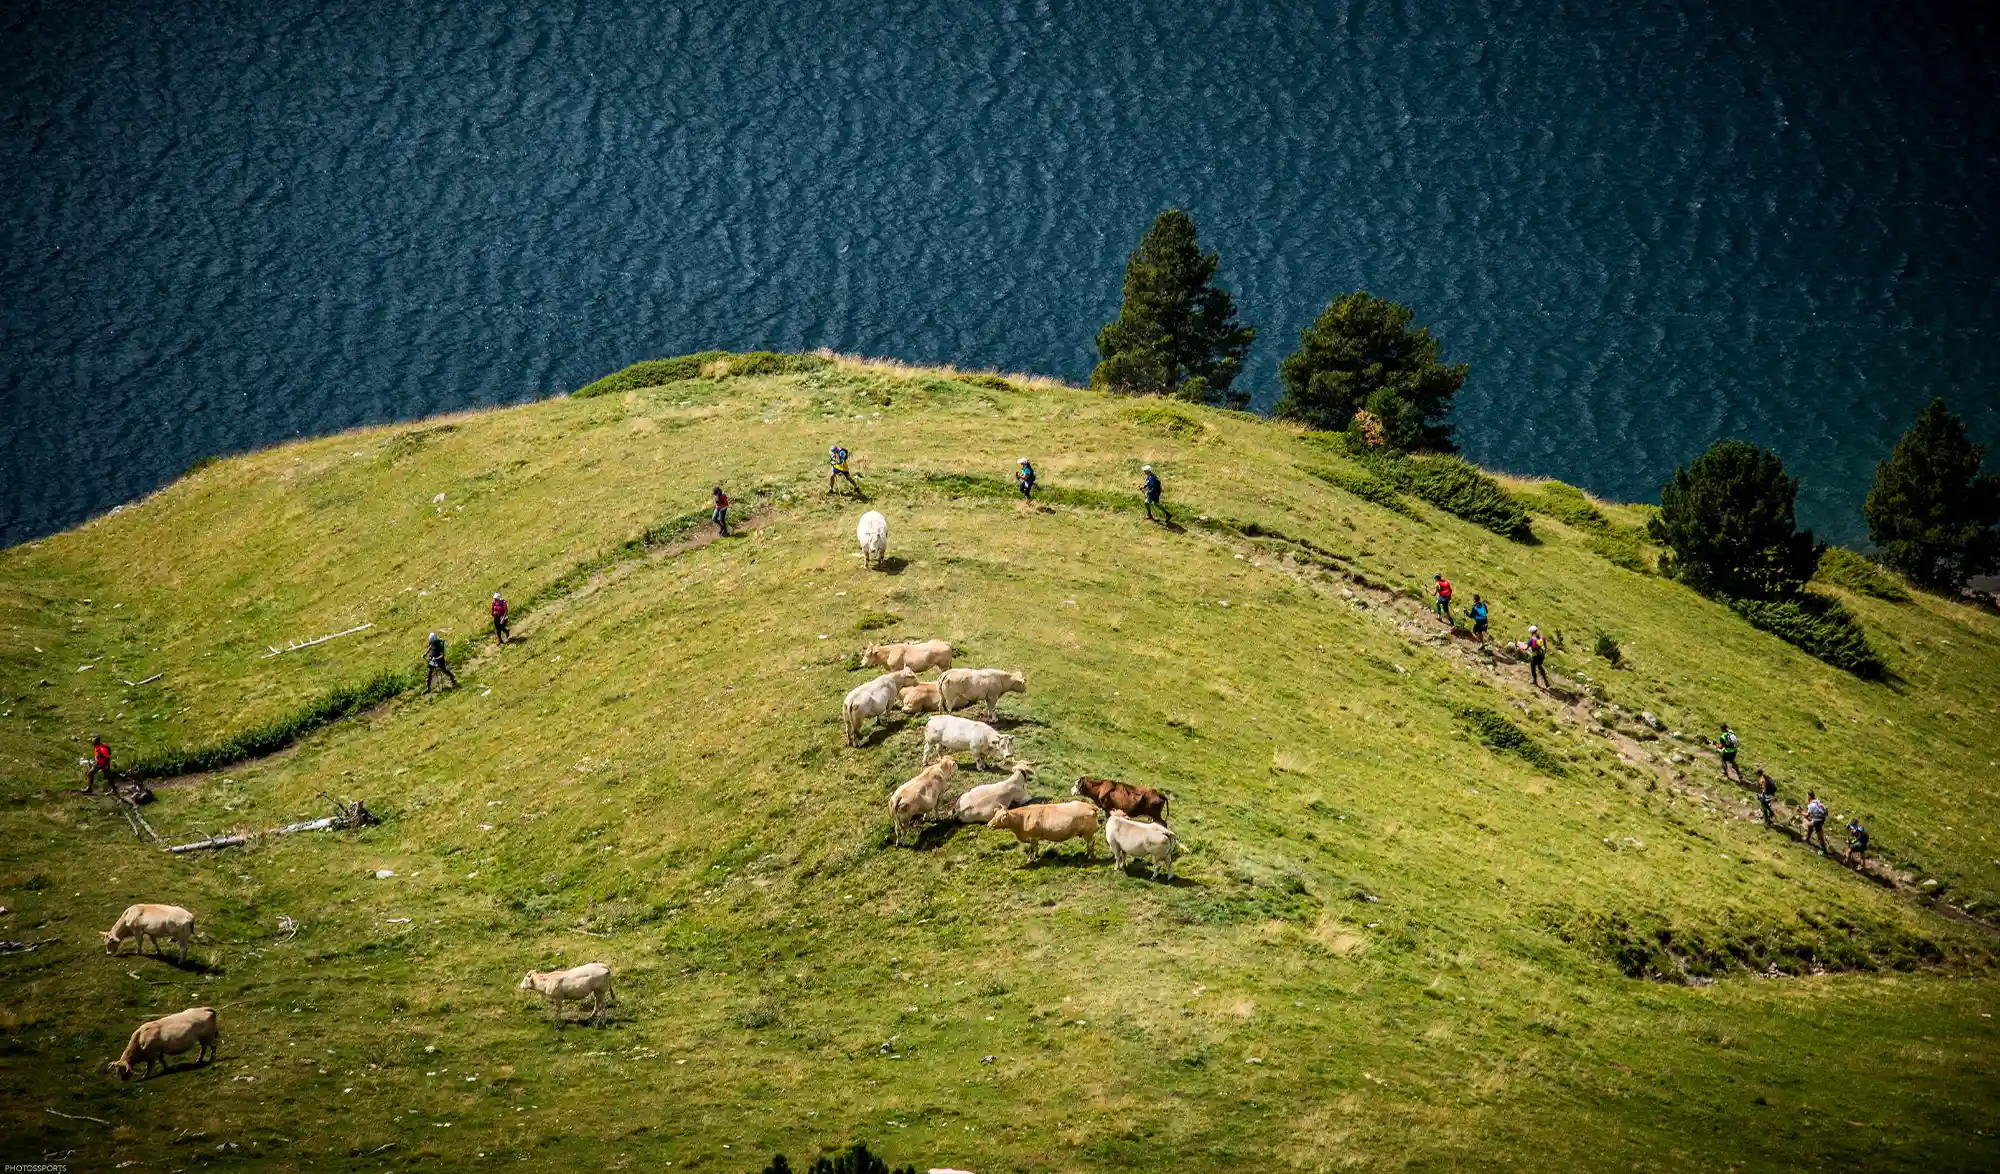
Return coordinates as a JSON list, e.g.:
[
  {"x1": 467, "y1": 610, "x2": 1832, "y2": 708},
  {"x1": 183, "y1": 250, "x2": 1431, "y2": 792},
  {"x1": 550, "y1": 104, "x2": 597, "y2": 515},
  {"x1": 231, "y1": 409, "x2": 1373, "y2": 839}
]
[
  {"x1": 857, "y1": 511, "x2": 888, "y2": 569},
  {"x1": 843, "y1": 668, "x2": 919, "y2": 746},
  {"x1": 938, "y1": 668, "x2": 1027, "y2": 719},
  {"x1": 890, "y1": 756, "x2": 959, "y2": 846},
  {"x1": 953, "y1": 762, "x2": 1035, "y2": 823},
  {"x1": 518, "y1": 961, "x2": 615, "y2": 1023},
  {"x1": 1105, "y1": 812, "x2": 1180, "y2": 880},
  {"x1": 102, "y1": 903, "x2": 196, "y2": 962},
  {"x1": 921, "y1": 714, "x2": 1015, "y2": 770}
]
